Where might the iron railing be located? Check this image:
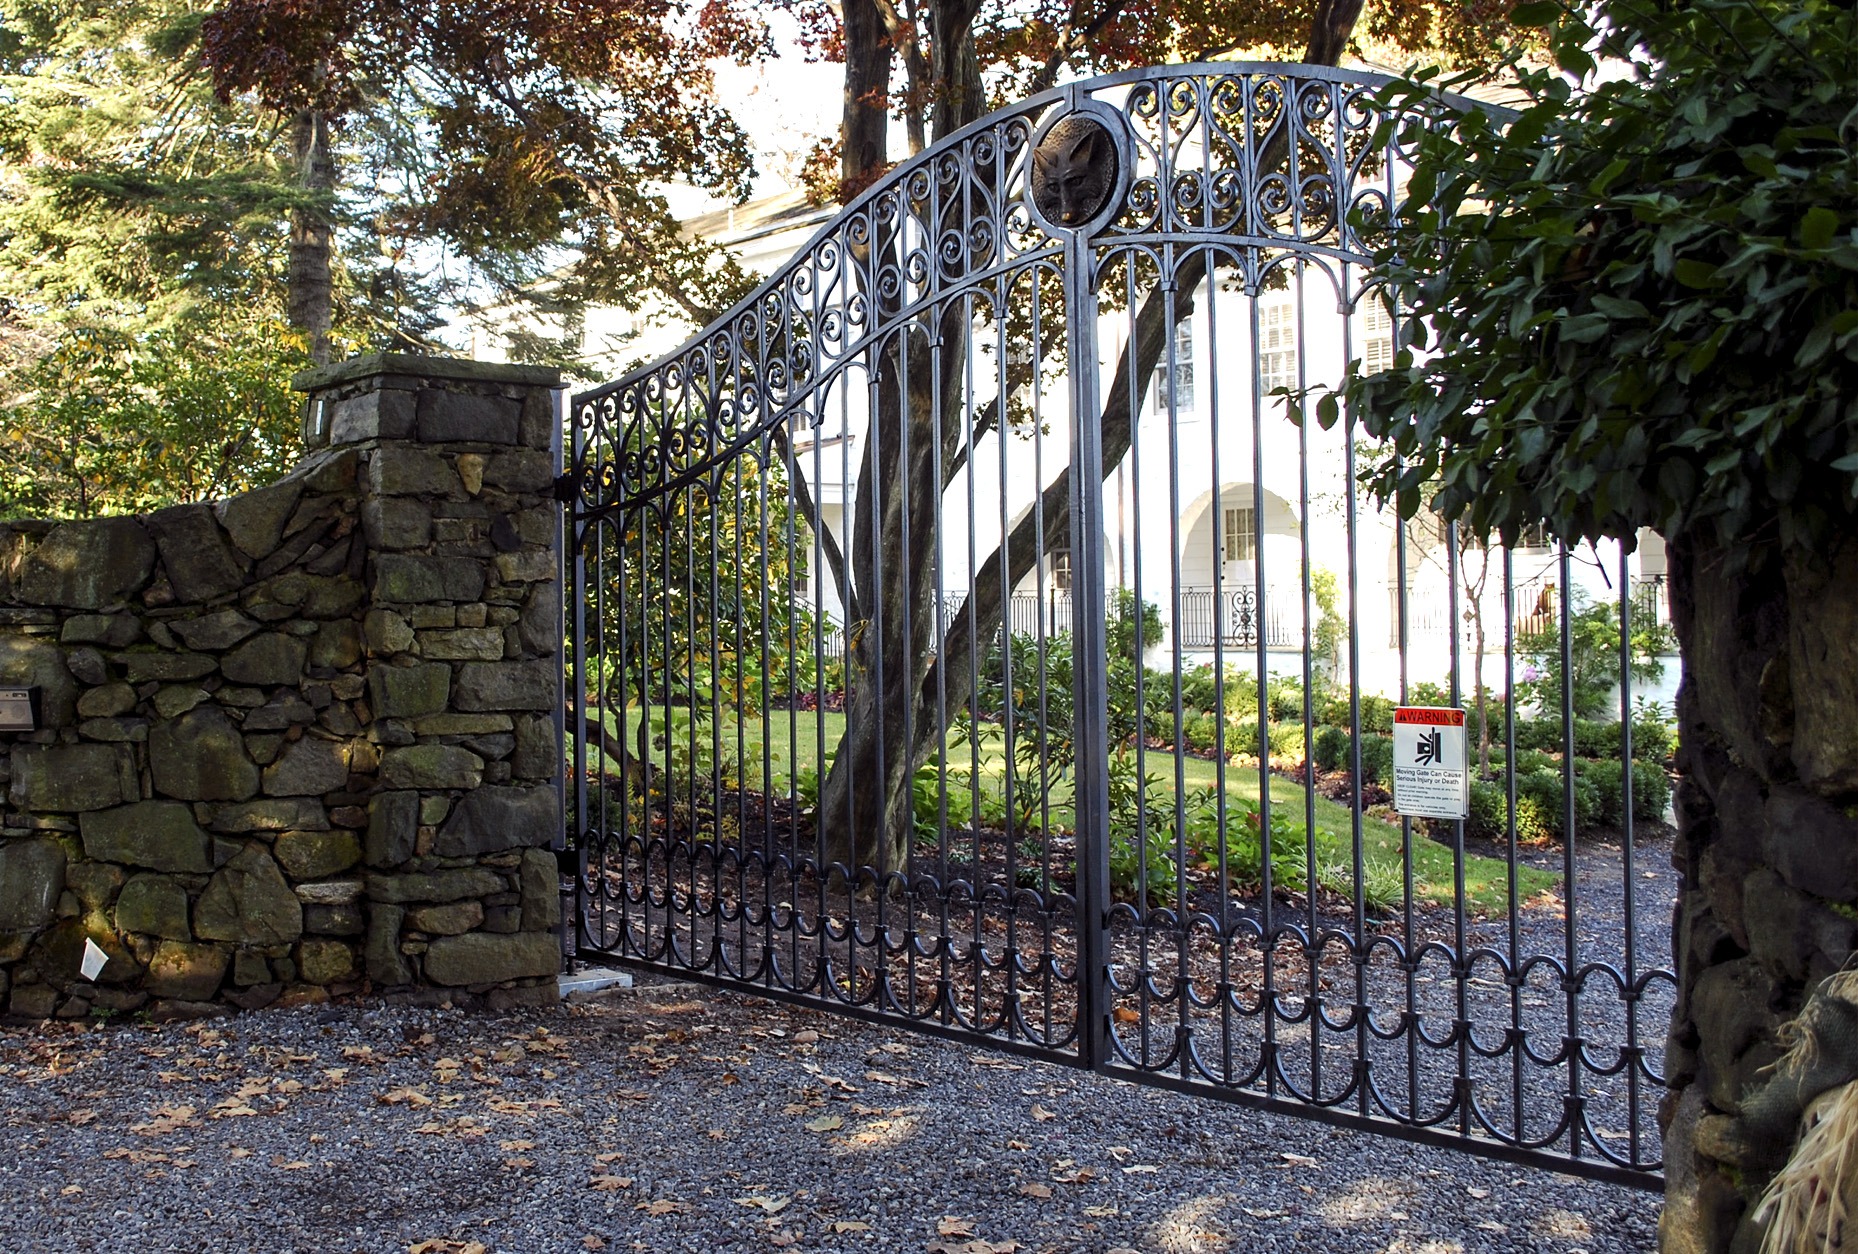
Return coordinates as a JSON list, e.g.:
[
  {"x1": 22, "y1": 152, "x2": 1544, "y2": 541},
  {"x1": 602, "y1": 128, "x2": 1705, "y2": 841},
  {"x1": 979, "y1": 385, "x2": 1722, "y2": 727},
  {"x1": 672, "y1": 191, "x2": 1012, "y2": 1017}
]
[{"x1": 564, "y1": 62, "x2": 1670, "y2": 1189}]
